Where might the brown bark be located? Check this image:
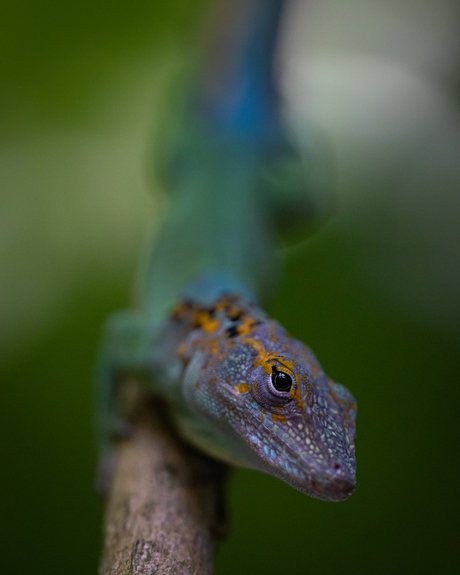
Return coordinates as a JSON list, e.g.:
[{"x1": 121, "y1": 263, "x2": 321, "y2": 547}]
[{"x1": 99, "y1": 380, "x2": 228, "y2": 575}]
